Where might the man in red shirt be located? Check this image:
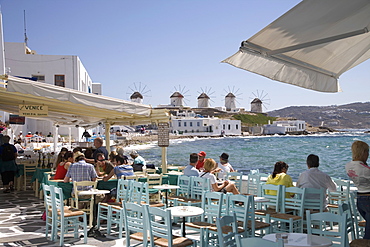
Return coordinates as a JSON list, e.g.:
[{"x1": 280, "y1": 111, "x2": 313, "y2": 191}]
[{"x1": 196, "y1": 151, "x2": 206, "y2": 171}]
